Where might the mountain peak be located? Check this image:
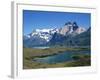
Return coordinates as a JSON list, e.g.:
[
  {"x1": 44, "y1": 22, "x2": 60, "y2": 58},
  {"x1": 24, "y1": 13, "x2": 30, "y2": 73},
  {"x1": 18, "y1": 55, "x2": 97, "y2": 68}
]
[
  {"x1": 24, "y1": 21, "x2": 88, "y2": 47},
  {"x1": 27, "y1": 28, "x2": 58, "y2": 42},
  {"x1": 59, "y1": 21, "x2": 85, "y2": 35},
  {"x1": 65, "y1": 21, "x2": 72, "y2": 25},
  {"x1": 73, "y1": 22, "x2": 78, "y2": 31}
]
